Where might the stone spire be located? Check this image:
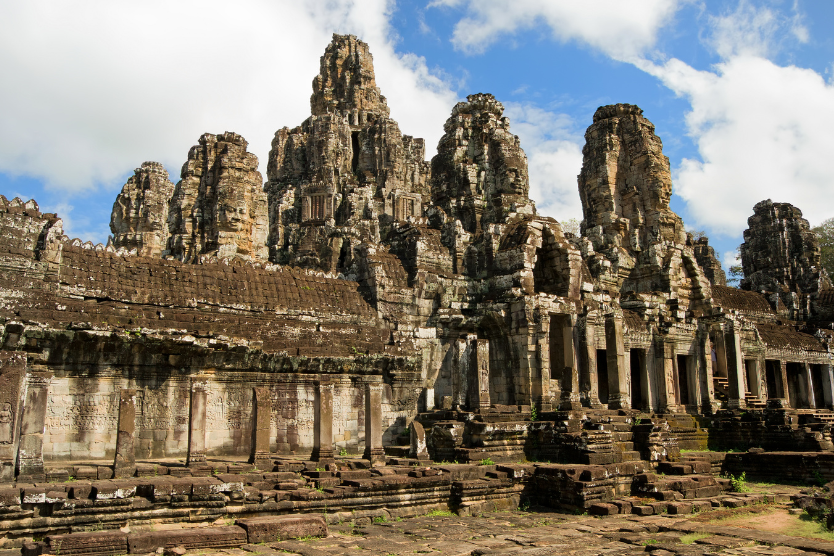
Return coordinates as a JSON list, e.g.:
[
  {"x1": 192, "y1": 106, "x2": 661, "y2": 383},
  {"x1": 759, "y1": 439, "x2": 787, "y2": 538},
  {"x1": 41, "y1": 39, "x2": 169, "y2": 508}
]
[
  {"x1": 431, "y1": 93, "x2": 531, "y2": 233},
  {"x1": 167, "y1": 132, "x2": 268, "y2": 263},
  {"x1": 740, "y1": 199, "x2": 831, "y2": 295},
  {"x1": 578, "y1": 104, "x2": 709, "y2": 309},
  {"x1": 109, "y1": 161, "x2": 175, "y2": 257},
  {"x1": 310, "y1": 33, "x2": 390, "y2": 119},
  {"x1": 265, "y1": 34, "x2": 429, "y2": 271}
]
